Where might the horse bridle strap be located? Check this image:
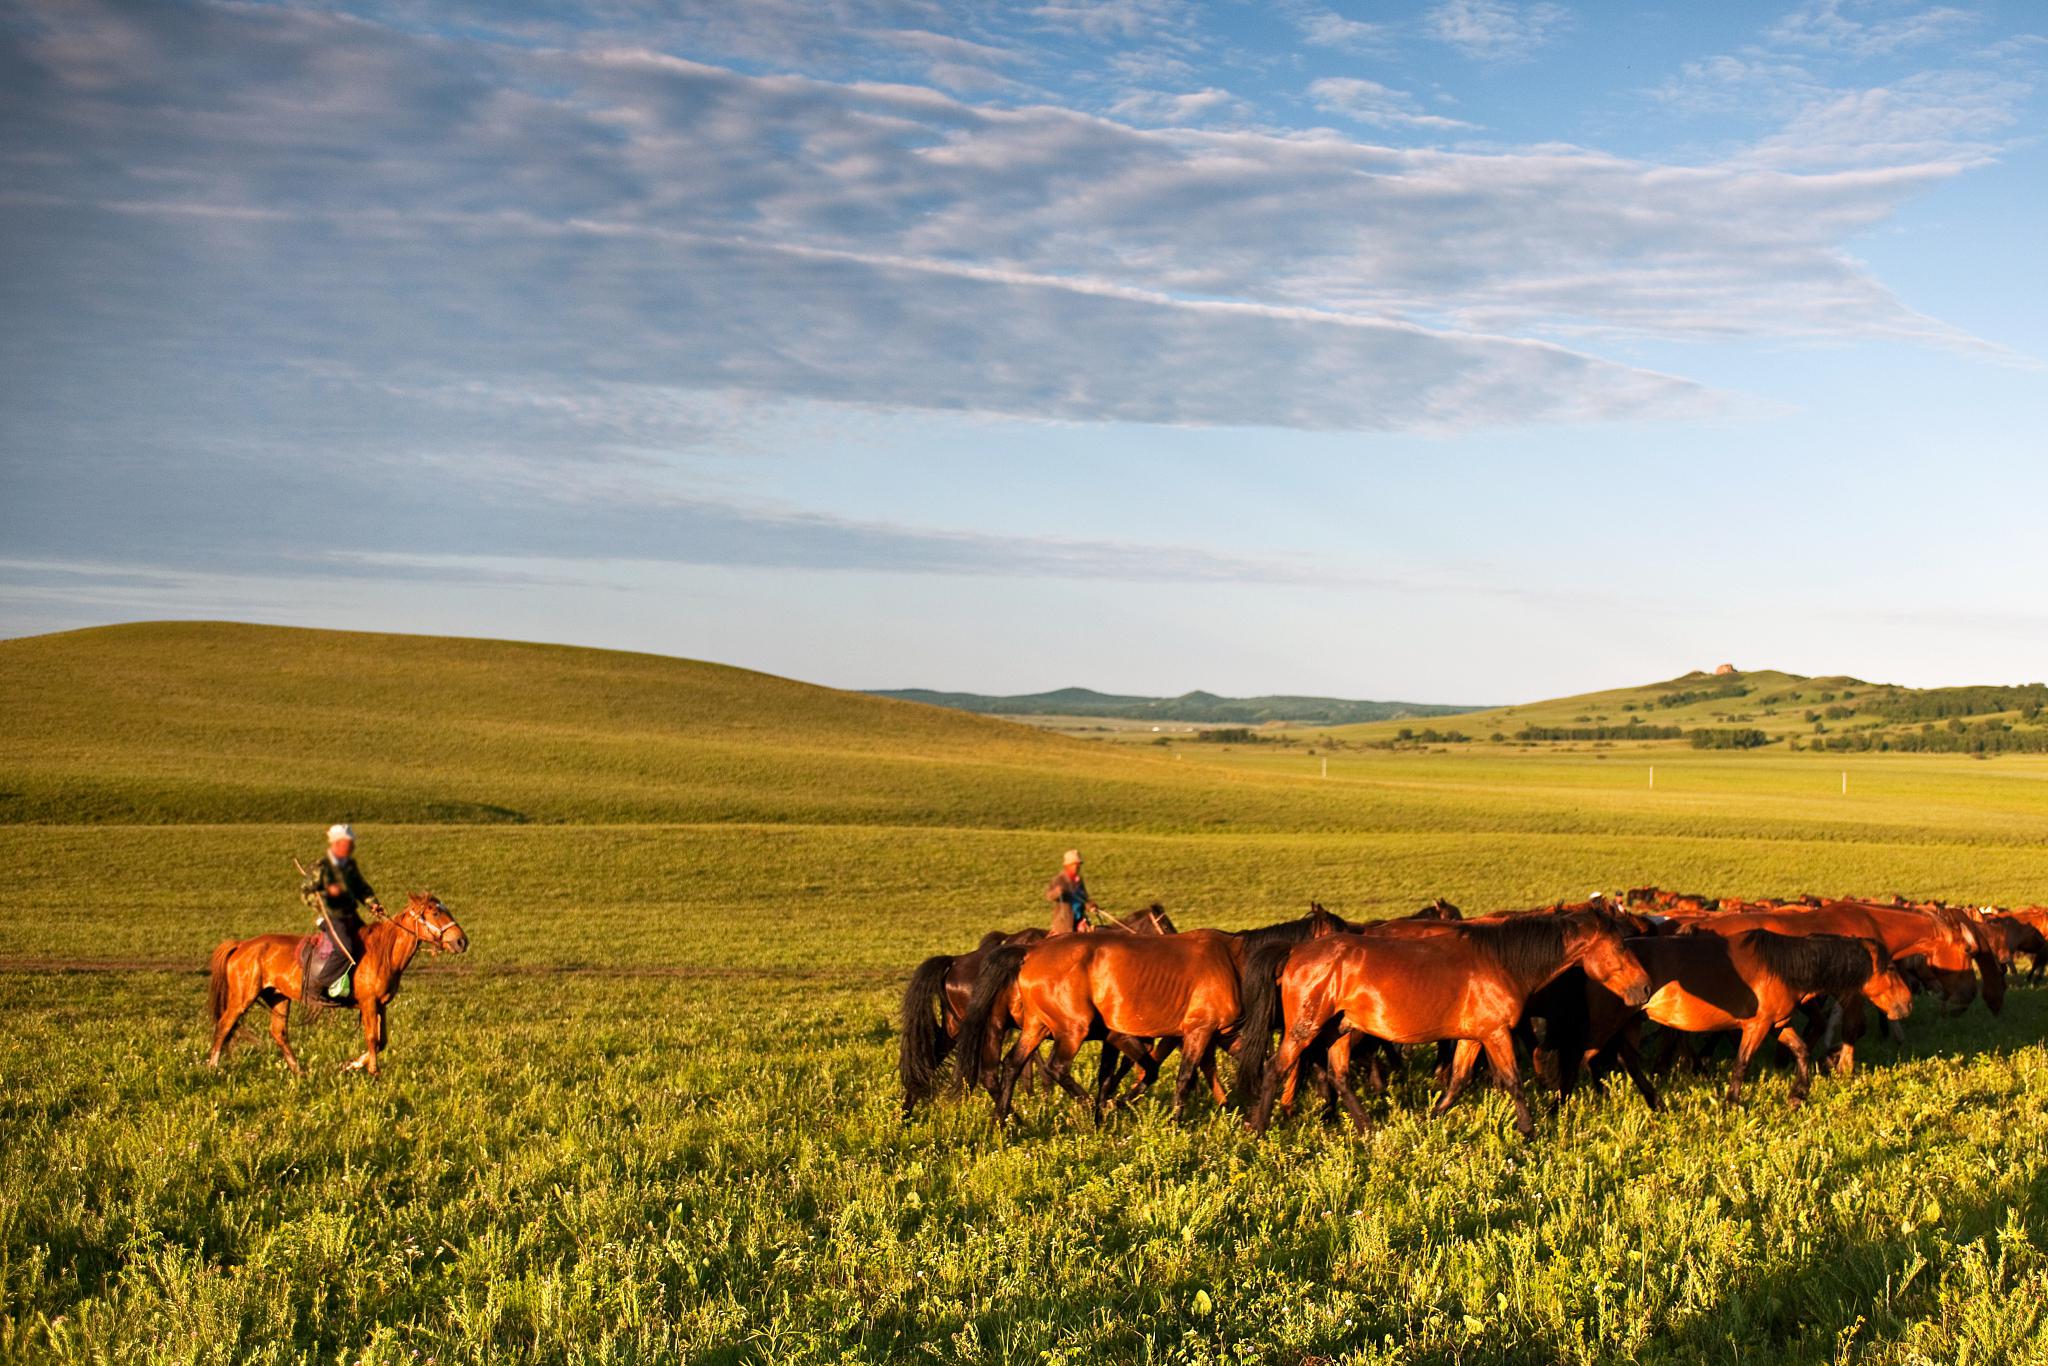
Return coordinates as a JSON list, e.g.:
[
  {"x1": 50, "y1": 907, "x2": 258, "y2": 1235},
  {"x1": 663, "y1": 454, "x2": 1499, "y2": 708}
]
[{"x1": 376, "y1": 899, "x2": 452, "y2": 952}]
